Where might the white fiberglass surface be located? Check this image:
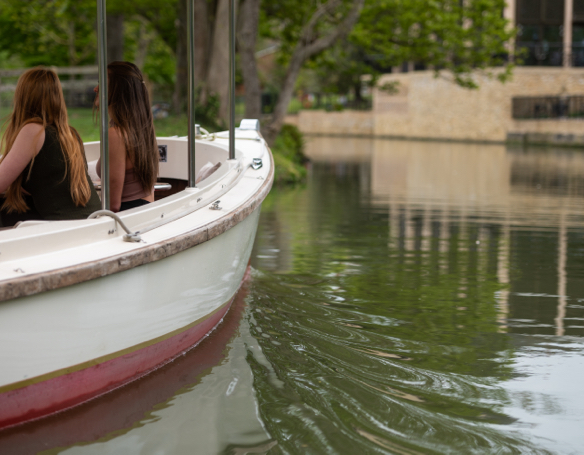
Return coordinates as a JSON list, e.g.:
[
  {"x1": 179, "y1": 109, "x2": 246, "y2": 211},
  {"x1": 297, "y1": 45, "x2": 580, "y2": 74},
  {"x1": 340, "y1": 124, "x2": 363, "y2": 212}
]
[
  {"x1": 0, "y1": 141, "x2": 268, "y2": 275},
  {"x1": 0, "y1": 209, "x2": 260, "y2": 387},
  {"x1": 84, "y1": 137, "x2": 233, "y2": 182}
]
